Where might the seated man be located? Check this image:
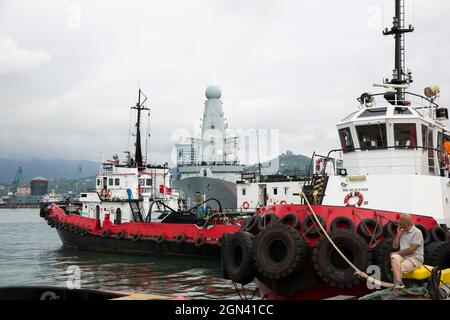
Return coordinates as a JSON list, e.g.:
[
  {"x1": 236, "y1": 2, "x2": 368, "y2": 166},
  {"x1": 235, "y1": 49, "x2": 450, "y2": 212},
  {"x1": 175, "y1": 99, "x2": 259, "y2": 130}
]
[{"x1": 390, "y1": 214, "x2": 424, "y2": 296}]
